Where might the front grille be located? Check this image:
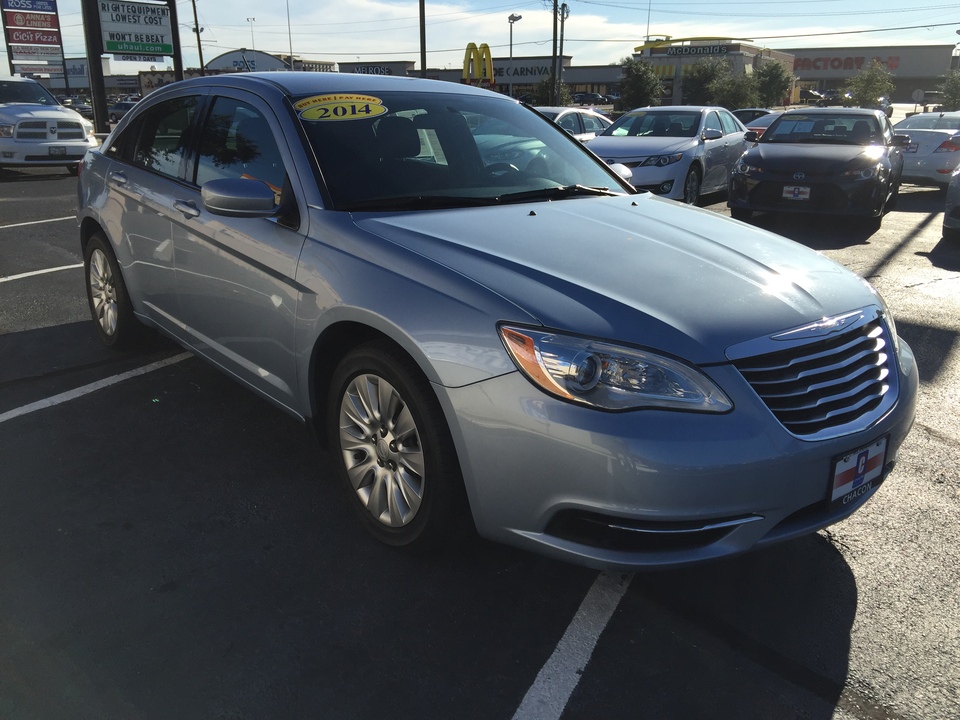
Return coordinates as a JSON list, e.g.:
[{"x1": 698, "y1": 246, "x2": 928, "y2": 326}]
[
  {"x1": 733, "y1": 316, "x2": 898, "y2": 438},
  {"x1": 15, "y1": 120, "x2": 86, "y2": 141}
]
